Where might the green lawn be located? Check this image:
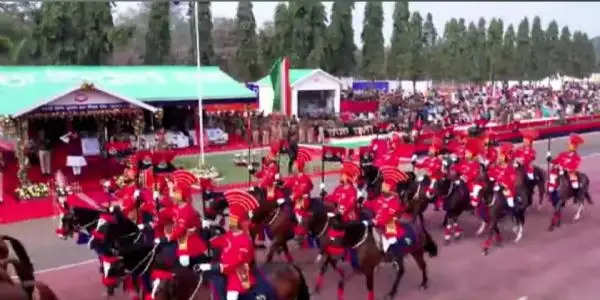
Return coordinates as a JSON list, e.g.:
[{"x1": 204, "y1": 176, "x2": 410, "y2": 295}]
[{"x1": 173, "y1": 150, "x2": 340, "y2": 185}]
